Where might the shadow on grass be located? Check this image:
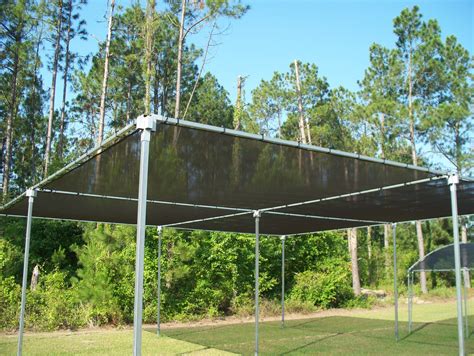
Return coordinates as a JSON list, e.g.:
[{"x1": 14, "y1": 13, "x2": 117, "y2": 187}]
[
  {"x1": 153, "y1": 315, "x2": 473, "y2": 355},
  {"x1": 279, "y1": 332, "x2": 342, "y2": 355}
]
